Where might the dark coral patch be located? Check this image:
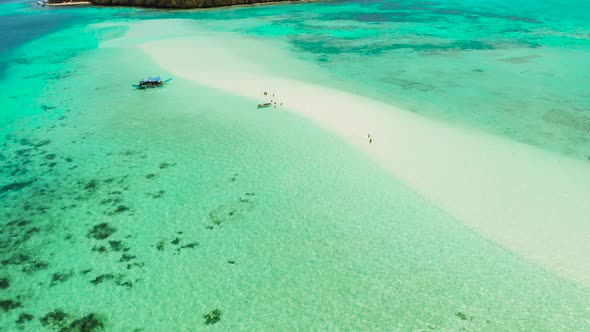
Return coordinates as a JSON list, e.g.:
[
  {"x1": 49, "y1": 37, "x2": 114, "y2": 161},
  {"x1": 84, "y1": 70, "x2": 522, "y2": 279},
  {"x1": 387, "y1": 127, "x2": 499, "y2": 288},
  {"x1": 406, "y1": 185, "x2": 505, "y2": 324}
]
[
  {"x1": 40, "y1": 309, "x2": 68, "y2": 328},
  {"x1": 40, "y1": 309, "x2": 104, "y2": 331},
  {"x1": 22, "y1": 260, "x2": 49, "y2": 273},
  {"x1": 119, "y1": 254, "x2": 136, "y2": 262},
  {"x1": 92, "y1": 245, "x2": 108, "y2": 254},
  {"x1": 0, "y1": 277, "x2": 8, "y2": 289},
  {"x1": 108, "y1": 240, "x2": 128, "y2": 252},
  {"x1": 63, "y1": 313, "x2": 104, "y2": 332},
  {"x1": 203, "y1": 309, "x2": 221, "y2": 325},
  {"x1": 50, "y1": 271, "x2": 73, "y2": 287},
  {"x1": 456, "y1": 312, "x2": 473, "y2": 321},
  {"x1": 40, "y1": 105, "x2": 56, "y2": 111},
  {"x1": 90, "y1": 273, "x2": 132, "y2": 288},
  {"x1": 18, "y1": 138, "x2": 32, "y2": 146},
  {"x1": 84, "y1": 180, "x2": 98, "y2": 191},
  {"x1": 176, "y1": 242, "x2": 199, "y2": 253},
  {"x1": 100, "y1": 197, "x2": 123, "y2": 206},
  {"x1": 87, "y1": 223, "x2": 116, "y2": 240},
  {"x1": 180, "y1": 242, "x2": 198, "y2": 249},
  {"x1": 0, "y1": 180, "x2": 35, "y2": 194},
  {"x1": 35, "y1": 139, "x2": 51, "y2": 148},
  {"x1": 106, "y1": 205, "x2": 130, "y2": 216},
  {"x1": 0, "y1": 299, "x2": 21, "y2": 312},
  {"x1": 2, "y1": 253, "x2": 31, "y2": 266},
  {"x1": 126, "y1": 262, "x2": 144, "y2": 270},
  {"x1": 90, "y1": 274, "x2": 116, "y2": 285},
  {"x1": 16, "y1": 312, "x2": 34, "y2": 324}
]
